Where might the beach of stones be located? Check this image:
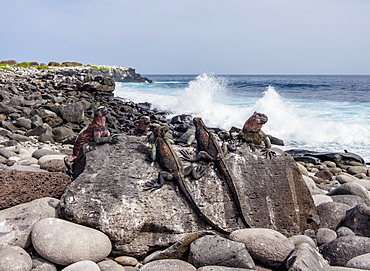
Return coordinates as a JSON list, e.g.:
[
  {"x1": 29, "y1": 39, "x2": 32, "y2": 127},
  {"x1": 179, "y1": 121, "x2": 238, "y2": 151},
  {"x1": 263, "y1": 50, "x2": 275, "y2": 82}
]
[{"x1": 1, "y1": 64, "x2": 370, "y2": 271}]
